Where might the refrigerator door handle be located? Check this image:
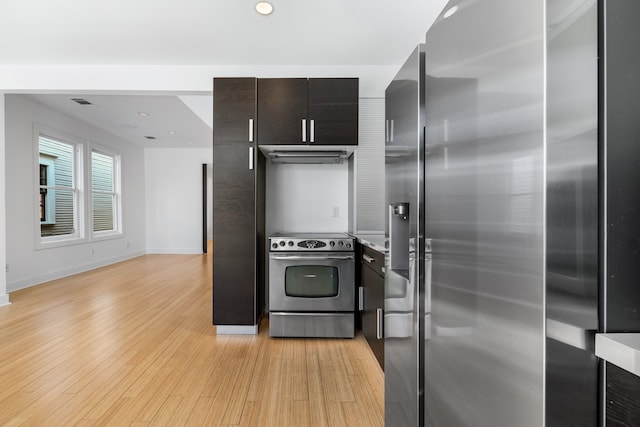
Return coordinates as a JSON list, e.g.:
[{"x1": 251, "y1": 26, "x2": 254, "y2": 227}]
[
  {"x1": 385, "y1": 119, "x2": 389, "y2": 142},
  {"x1": 271, "y1": 255, "x2": 354, "y2": 261}
]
